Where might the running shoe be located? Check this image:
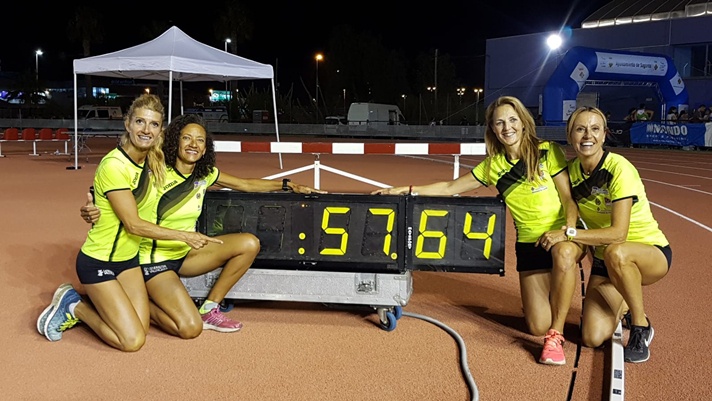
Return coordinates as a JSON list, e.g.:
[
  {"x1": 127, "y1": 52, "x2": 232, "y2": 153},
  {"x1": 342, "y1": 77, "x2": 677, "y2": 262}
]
[
  {"x1": 41, "y1": 284, "x2": 82, "y2": 341},
  {"x1": 624, "y1": 319, "x2": 654, "y2": 363},
  {"x1": 539, "y1": 329, "x2": 566, "y2": 365},
  {"x1": 36, "y1": 283, "x2": 73, "y2": 335},
  {"x1": 201, "y1": 308, "x2": 243, "y2": 333}
]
